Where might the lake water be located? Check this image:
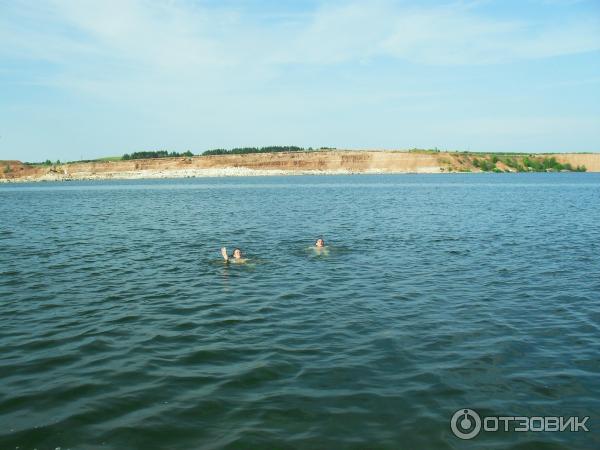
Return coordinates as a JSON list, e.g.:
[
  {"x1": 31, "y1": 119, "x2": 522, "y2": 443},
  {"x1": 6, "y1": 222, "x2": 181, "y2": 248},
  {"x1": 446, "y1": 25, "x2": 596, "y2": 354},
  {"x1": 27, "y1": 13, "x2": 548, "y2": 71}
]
[{"x1": 1, "y1": 174, "x2": 599, "y2": 449}]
